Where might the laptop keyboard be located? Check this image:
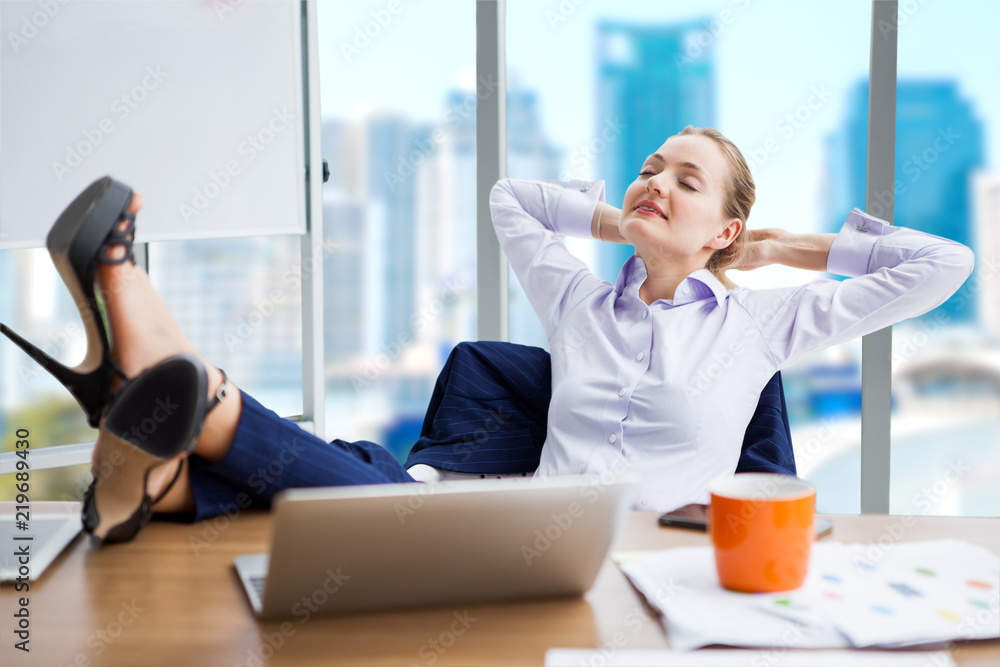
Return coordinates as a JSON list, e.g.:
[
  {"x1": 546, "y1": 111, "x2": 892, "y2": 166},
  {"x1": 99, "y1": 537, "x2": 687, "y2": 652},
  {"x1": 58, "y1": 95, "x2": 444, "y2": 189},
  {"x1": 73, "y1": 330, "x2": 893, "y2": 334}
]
[{"x1": 250, "y1": 575, "x2": 266, "y2": 598}]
